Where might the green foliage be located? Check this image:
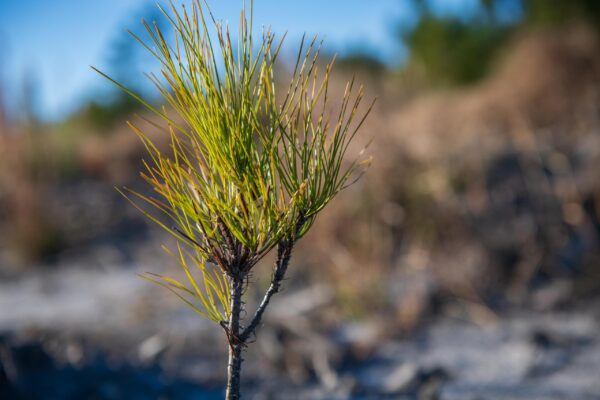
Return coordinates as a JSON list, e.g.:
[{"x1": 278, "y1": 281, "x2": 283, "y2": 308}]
[
  {"x1": 95, "y1": 0, "x2": 371, "y2": 323},
  {"x1": 80, "y1": 97, "x2": 140, "y2": 131},
  {"x1": 406, "y1": 14, "x2": 508, "y2": 85},
  {"x1": 402, "y1": 0, "x2": 600, "y2": 86},
  {"x1": 336, "y1": 52, "x2": 386, "y2": 75},
  {"x1": 524, "y1": 0, "x2": 600, "y2": 27}
]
